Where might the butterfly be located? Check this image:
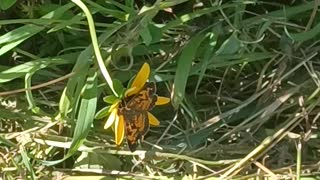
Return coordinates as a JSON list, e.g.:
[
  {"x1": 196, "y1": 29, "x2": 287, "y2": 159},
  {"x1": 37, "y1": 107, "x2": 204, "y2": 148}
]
[{"x1": 119, "y1": 82, "x2": 158, "y2": 152}]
